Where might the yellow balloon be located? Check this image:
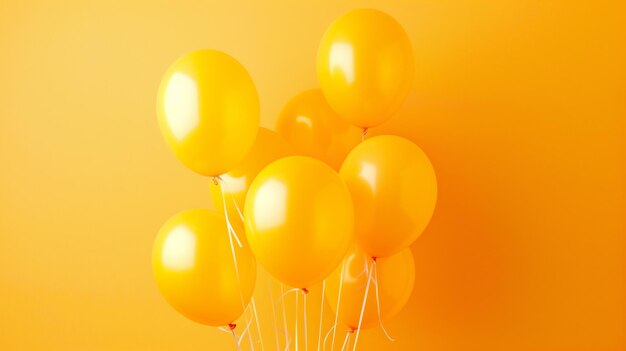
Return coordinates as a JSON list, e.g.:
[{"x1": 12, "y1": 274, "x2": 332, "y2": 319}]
[
  {"x1": 244, "y1": 156, "x2": 354, "y2": 288},
  {"x1": 340, "y1": 135, "x2": 437, "y2": 258},
  {"x1": 325, "y1": 246, "x2": 415, "y2": 330},
  {"x1": 209, "y1": 127, "x2": 293, "y2": 221},
  {"x1": 317, "y1": 9, "x2": 414, "y2": 128},
  {"x1": 276, "y1": 89, "x2": 361, "y2": 170},
  {"x1": 152, "y1": 209, "x2": 256, "y2": 326},
  {"x1": 157, "y1": 50, "x2": 259, "y2": 176}
]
